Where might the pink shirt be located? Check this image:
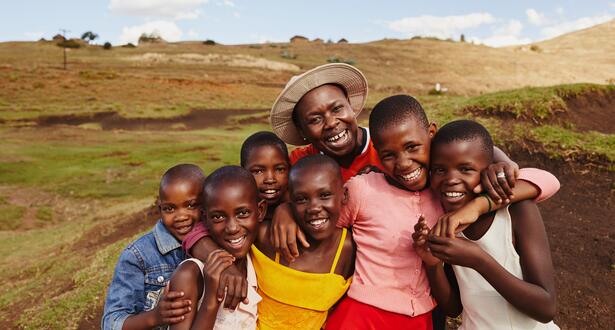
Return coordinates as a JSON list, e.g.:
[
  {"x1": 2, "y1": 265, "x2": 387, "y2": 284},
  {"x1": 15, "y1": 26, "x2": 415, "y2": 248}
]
[{"x1": 337, "y1": 168, "x2": 559, "y2": 317}]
